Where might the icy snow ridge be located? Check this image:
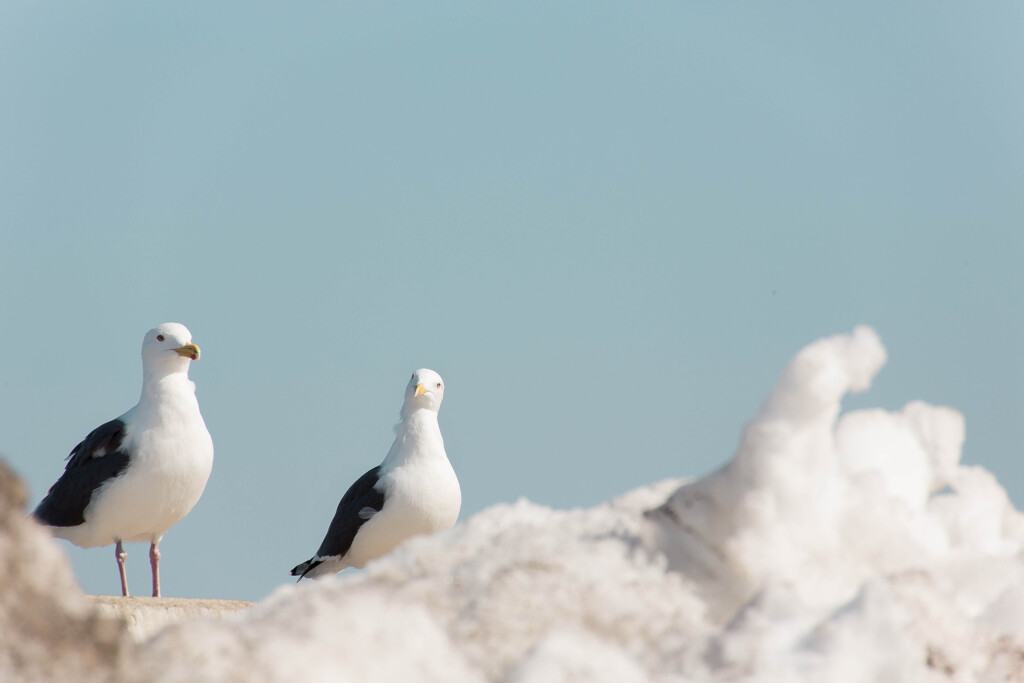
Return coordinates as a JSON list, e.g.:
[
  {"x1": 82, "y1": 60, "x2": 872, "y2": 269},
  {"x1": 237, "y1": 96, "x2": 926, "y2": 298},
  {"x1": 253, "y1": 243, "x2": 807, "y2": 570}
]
[{"x1": 136, "y1": 326, "x2": 1024, "y2": 682}]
